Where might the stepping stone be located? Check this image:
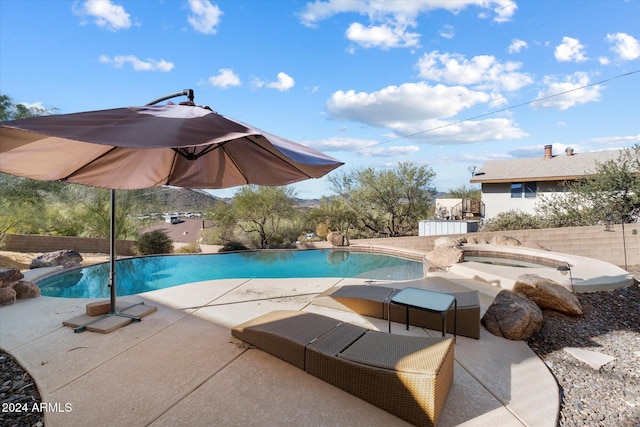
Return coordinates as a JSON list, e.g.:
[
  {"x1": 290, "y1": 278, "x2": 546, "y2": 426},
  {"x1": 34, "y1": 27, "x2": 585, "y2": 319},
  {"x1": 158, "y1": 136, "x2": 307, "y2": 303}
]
[{"x1": 563, "y1": 347, "x2": 615, "y2": 370}]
